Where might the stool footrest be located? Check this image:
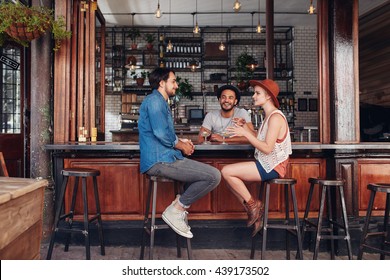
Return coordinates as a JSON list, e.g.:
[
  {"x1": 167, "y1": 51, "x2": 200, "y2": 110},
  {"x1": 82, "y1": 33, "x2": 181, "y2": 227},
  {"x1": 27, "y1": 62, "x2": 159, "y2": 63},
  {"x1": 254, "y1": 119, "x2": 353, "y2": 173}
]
[
  {"x1": 319, "y1": 235, "x2": 349, "y2": 240},
  {"x1": 56, "y1": 227, "x2": 86, "y2": 234},
  {"x1": 361, "y1": 244, "x2": 390, "y2": 256},
  {"x1": 267, "y1": 224, "x2": 298, "y2": 230}
]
